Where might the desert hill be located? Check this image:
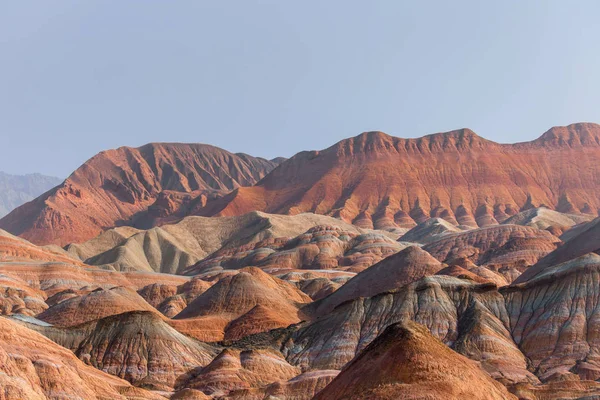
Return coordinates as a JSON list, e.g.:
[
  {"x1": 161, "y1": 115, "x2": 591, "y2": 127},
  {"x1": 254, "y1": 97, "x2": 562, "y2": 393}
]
[
  {"x1": 203, "y1": 123, "x2": 600, "y2": 231},
  {"x1": 0, "y1": 143, "x2": 281, "y2": 245}
]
